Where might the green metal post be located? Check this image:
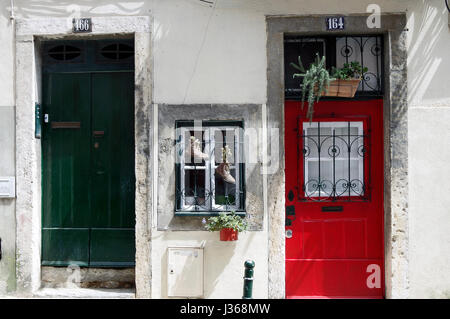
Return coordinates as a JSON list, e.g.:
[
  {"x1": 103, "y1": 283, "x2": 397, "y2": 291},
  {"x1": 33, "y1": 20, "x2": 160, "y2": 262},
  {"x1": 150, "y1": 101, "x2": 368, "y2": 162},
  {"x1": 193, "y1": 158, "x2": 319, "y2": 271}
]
[{"x1": 242, "y1": 260, "x2": 255, "y2": 299}]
